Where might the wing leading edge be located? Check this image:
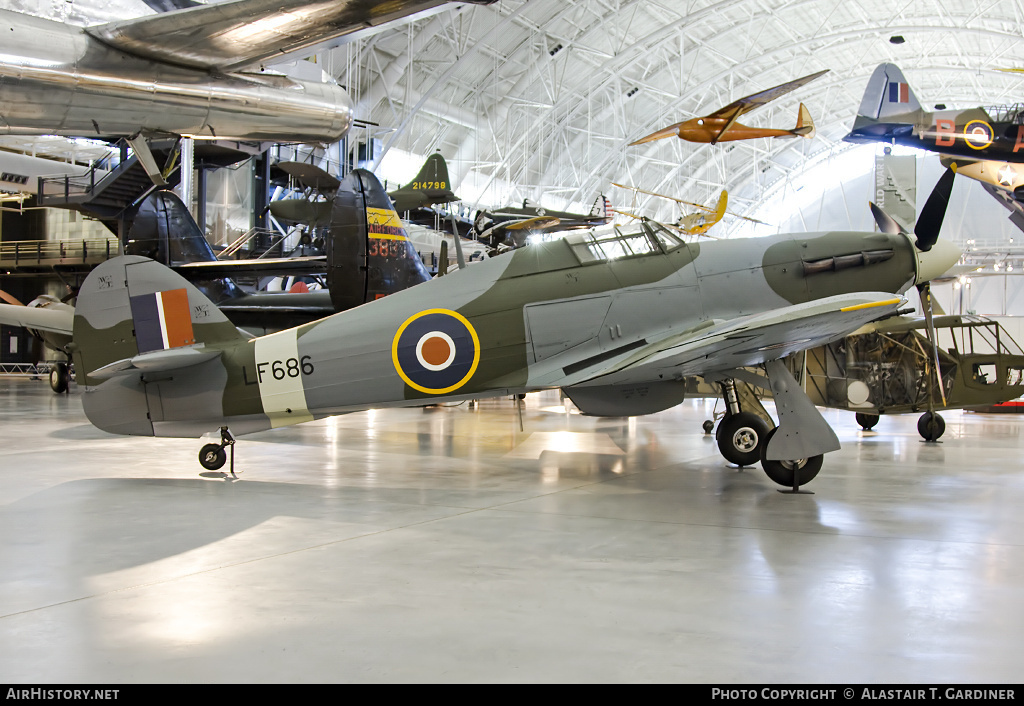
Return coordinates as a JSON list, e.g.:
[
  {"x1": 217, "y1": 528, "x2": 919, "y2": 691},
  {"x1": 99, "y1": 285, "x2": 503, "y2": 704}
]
[
  {"x1": 87, "y1": 0, "x2": 494, "y2": 72},
  {"x1": 564, "y1": 292, "x2": 905, "y2": 388}
]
